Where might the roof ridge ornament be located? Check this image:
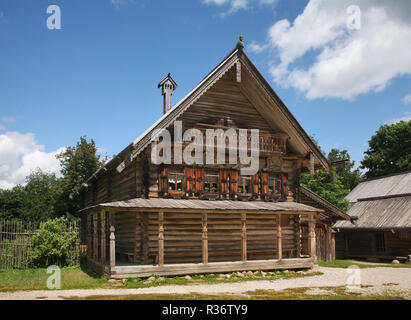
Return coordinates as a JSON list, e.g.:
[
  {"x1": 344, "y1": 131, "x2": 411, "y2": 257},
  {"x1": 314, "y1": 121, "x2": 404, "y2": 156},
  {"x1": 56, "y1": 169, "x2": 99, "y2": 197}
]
[{"x1": 236, "y1": 34, "x2": 244, "y2": 50}]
